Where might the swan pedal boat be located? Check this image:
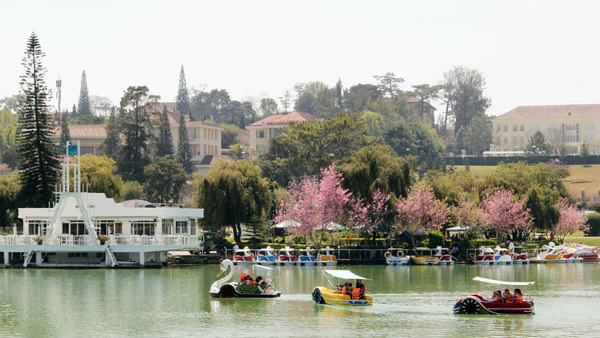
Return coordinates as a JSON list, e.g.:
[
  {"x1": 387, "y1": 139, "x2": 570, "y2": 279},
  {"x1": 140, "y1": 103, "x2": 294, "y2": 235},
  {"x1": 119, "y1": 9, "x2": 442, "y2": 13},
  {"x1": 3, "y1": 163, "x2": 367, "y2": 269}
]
[
  {"x1": 210, "y1": 259, "x2": 281, "y2": 298},
  {"x1": 312, "y1": 270, "x2": 373, "y2": 306},
  {"x1": 232, "y1": 246, "x2": 256, "y2": 266},
  {"x1": 453, "y1": 277, "x2": 534, "y2": 315},
  {"x1": 255, "y1": 247, "x2": 277, "y2": 265}
]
